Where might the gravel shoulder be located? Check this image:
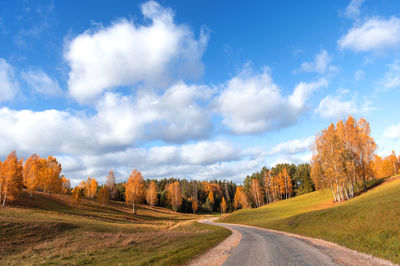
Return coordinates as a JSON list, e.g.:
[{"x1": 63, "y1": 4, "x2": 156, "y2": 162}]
[{"x1": 187, "y1": 219, "x2": 241, "y2": 266}]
